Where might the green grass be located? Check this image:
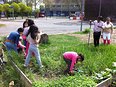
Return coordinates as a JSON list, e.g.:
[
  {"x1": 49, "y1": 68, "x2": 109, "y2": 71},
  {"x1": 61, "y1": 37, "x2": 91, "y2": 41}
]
[
  {"x1": 2, "y1": 34, "x2": 116, "y2": 87},
  {"x1": 0, "y1": 24, "x2": 6, "y2": 27}
]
